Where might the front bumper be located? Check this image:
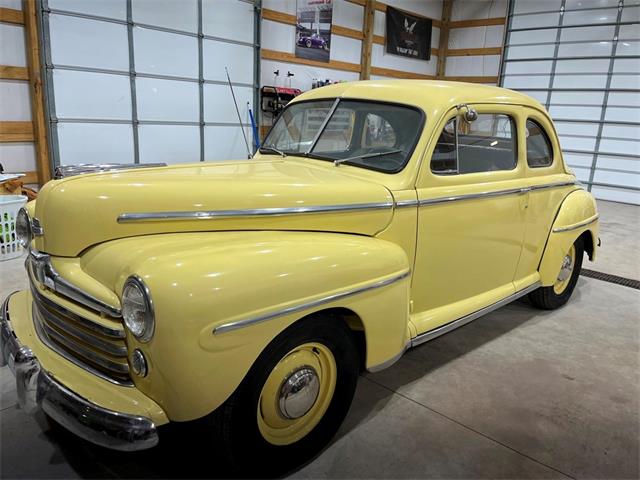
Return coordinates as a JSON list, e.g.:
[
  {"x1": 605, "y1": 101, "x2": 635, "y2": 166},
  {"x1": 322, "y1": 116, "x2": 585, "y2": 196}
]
[{"x1": 0, "y1": 293, "x2": 158, "y2": 451}]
